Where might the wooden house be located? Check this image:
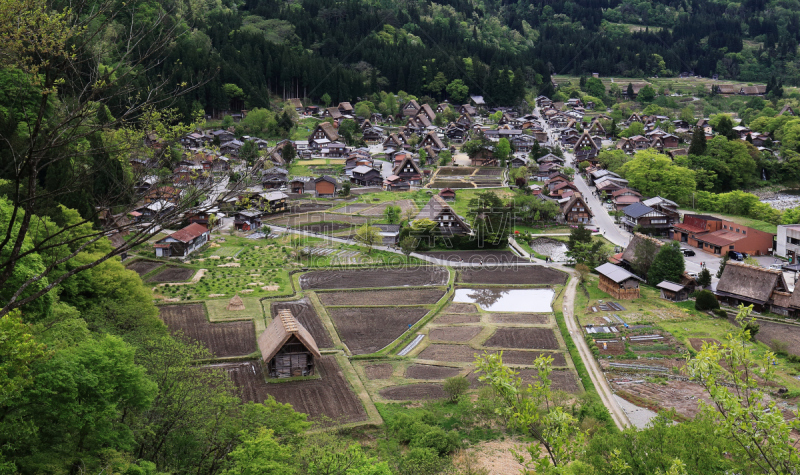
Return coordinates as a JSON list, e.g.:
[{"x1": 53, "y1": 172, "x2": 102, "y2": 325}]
[
  {"x1": 351, "y1": 165, "x2": 382, "y2": 186},
  {"x1": 308, "y1": 122, "x2": 339, "y2": 148},
  {"x1": 620, "y1": 233, "x2": 664, "y2": 274},
  {"x1": 657, "y1": 281, "x2": 690, "y2": 302},
  {"x1": 154, "y1": 223, "x2": 209, "y2": 258},
  {"x1": 438, "y1": 188, "x2": 456, "y2": 201},
  {"x1": 258, "y1": 309, "x2": 321, "y2": 378},
  {"x1": 715, "y1": 262, "x2": 788, "y2": 313},
  {"x1": 289, "y1": 178, "x2": 308, "y2": 194},
  {"x1": 233, "y1": 210, "x2": 264, "y2": 231},
  {"x1": 415, "y1": 195, "x2": 470, "y2": 236},
  {"x1": 470, "y1": 147, "x2": 497, "y2": 167},
  {"x1": 337, "y1": 102, "x2": 354, "y2": 115},
  {"x1": 621, "y1": 202, "x2": 672, "y2": 235},
  {"x1": 420, "y1": 132, "x2": 445, "y2": 152},
  {"x1": 314, "y1": 176, "x2": 338, "y2": 197},
  {"x1": 595, "y1": 263, "x2": 643, "y2": 300},
  {"x1": 393, "y1": 155, "x2": 423, "y2": 185},
  {"x1": 403, "y1": 99, "x2": 421, "y2": 117},
  {"x1": 288, "y1": 98, "x2": 304, "y2": 112},
  {"x1": 560, "y1": 195, "x2": 593, "y2": 224},
  {"x1": 382, "y1": 175, "x2": 410, "y2": 191}
]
